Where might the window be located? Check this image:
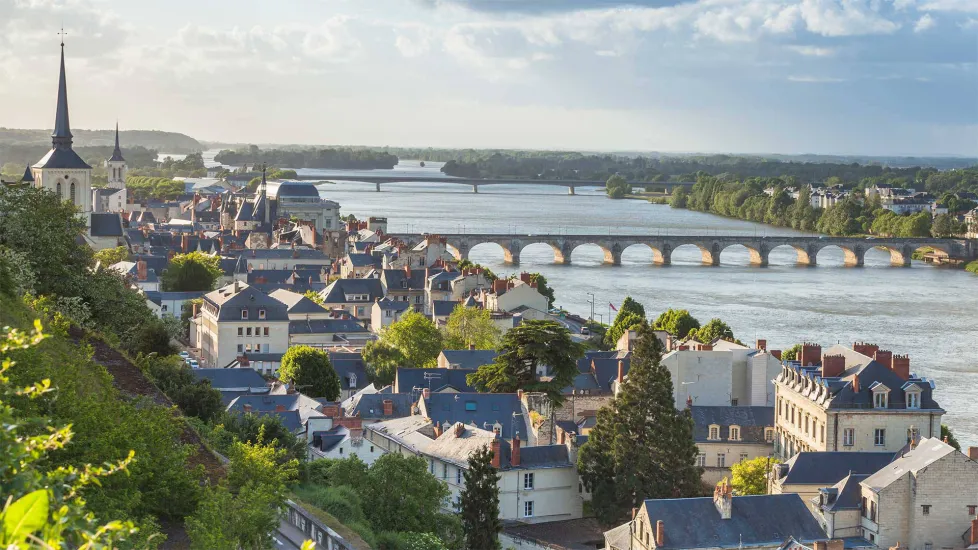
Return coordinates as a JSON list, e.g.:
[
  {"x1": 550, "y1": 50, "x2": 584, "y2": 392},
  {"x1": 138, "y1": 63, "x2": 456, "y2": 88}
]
[
  {"x1": 843, "y1": 428, "x2": 855, "y2": 447},
  {"x1": 443, "y1": 463, "x2": 448, "y2": 479},
  {"x1": 697, "y1": 454, "x2": 706, "y2": 467},
  {"x1": 874, "y1": 429, "x2": 886, "y2": 447},
  {"x1": 821, "y1": 424, "x2": 825, "y2": 443},
  {"x1": 465, "y1": 401, "x2": 477, "y2": 412},
  {"x1": 401, "y1": 281, "x2": 407, "y2": 289},
  {"x1": 874, "y1": 391, "x2": 888, "y2": 409},
  {"x1": 430, "y1": 460, "x2": 434, "y2": 474},
  {"x1": 263, "y1": 327, "x2": 269, "y2": 336},
  {"x1": 415, "y1": 295, "x2": 422, "y2": 304},
  {"x1": 457, "y1": 469, "x2": 463, "y2": 484},
  {"x1": 968, "y1": 505, "x2": 976, "y2": 516},
  {"x1": 740, "y1": 453, "x2": 749, "y2": 463},
  {"x1": 862, "y1": 497, "x2": 868, "y2": 518},
  {"x1": 57, "y1": 182, "x2": 62, "y2": 196},
  {"x1": 709, "y1": 425, "x2": 720, "y2": 440},
  {"x1": 241, "y1": 309, "x2": 249, "y2": 320},
  {"x1": 246, "y1": 327, "x2": 252, "y2": 336},
  {"x1": 245, "y1": 343, "x2": 252, "y2": 353},
  {"x1": 804, "y1": 415, "x2": 809, "y2": 435},
  {"x1": 870, "y1": 501, "x2": 877, "y2": 522},
  {"x1": 907, "y1": 392, "x2": 920, "y2": 409},
  {"x1": 524, "y1": 501, "x2": 534, "y2": 518},
  {"x1": 161, "y1": 304, "x2": 168, "y2": 312},
  {"x1": 717, "y1": 453, "x2": 726, "y2": 467},
  {"x1": 70, "y1": 182, "x2": 76, "y2": 204},
  {"x1": 730, "y1": 398, "x2": 738, "y2": 406},
  {"x1": 386, "y1": 310, "x2": 392, "y2": 318},
  {"x1": 238, "y1": 327, "x2": 243, "y2": 336},
  {"x1": 258, "y1": 309, "x2": 266, "y2": 319},
  {"x1": 339, "y1": 447, "x2": 343, "y2": 454},
  {"x1": 370, "y1": 446, "x2": 374, "y2": 453},
  {"x1": 765, "y1": 428, "x2": 774, "y2": 442},
  {"x1": 729, "y1": 426, "x2": 741, "y2": 441},
  {"x1": 921, "y1": 505, "x2": 931, "y2": 515},
  {"x1": 524, "y1": 473, "x2": 534, "y2": 490}
]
